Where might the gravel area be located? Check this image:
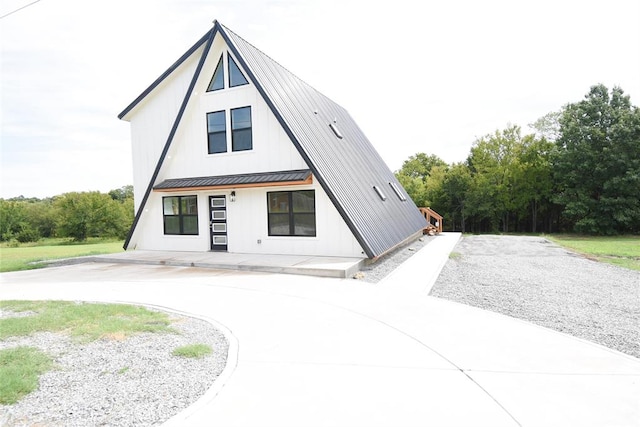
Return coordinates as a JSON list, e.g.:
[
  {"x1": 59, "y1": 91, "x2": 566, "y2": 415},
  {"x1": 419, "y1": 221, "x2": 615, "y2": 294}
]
[
  {"x1": 429, "y1": 235, "x2": 640, "y2": 359},
  {"x1": 0, "y1": 308, "x2": 229, "y2": 427}
]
